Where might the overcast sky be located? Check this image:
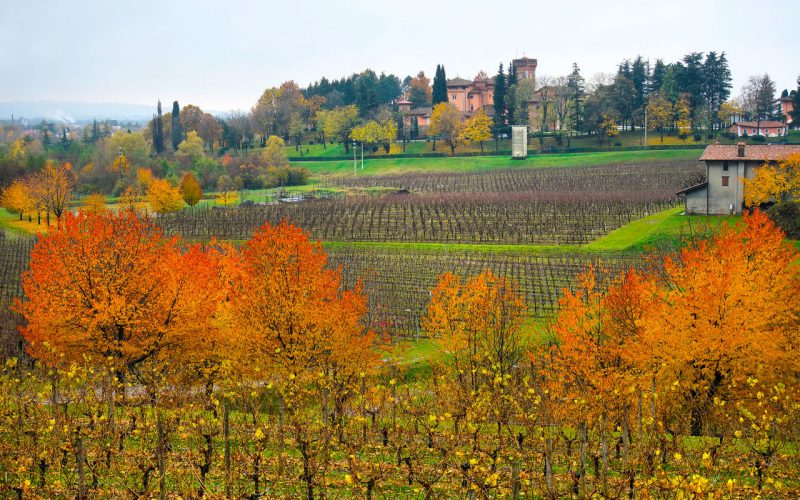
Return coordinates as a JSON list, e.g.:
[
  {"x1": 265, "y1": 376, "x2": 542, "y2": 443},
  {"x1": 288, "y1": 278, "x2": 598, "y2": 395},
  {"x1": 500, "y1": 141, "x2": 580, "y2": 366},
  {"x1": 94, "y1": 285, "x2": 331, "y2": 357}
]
[{"x1": 1, "y1": 0, "x2": 796, "y2": 112}]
